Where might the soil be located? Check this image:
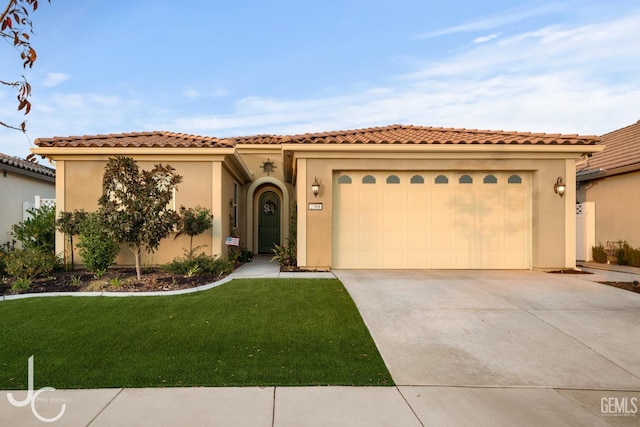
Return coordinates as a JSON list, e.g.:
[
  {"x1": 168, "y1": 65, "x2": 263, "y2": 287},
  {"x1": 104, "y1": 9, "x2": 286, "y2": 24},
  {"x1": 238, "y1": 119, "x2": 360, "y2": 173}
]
[
  {"x1": 0, "y1": 267, "x2": 226, "y2": 296},
  {"x1": 547, "y1": 269, "x2": 593, "y2": 274},
  {"x1": 599, "y1": 281, "x2": 640, "y2": 294}
]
